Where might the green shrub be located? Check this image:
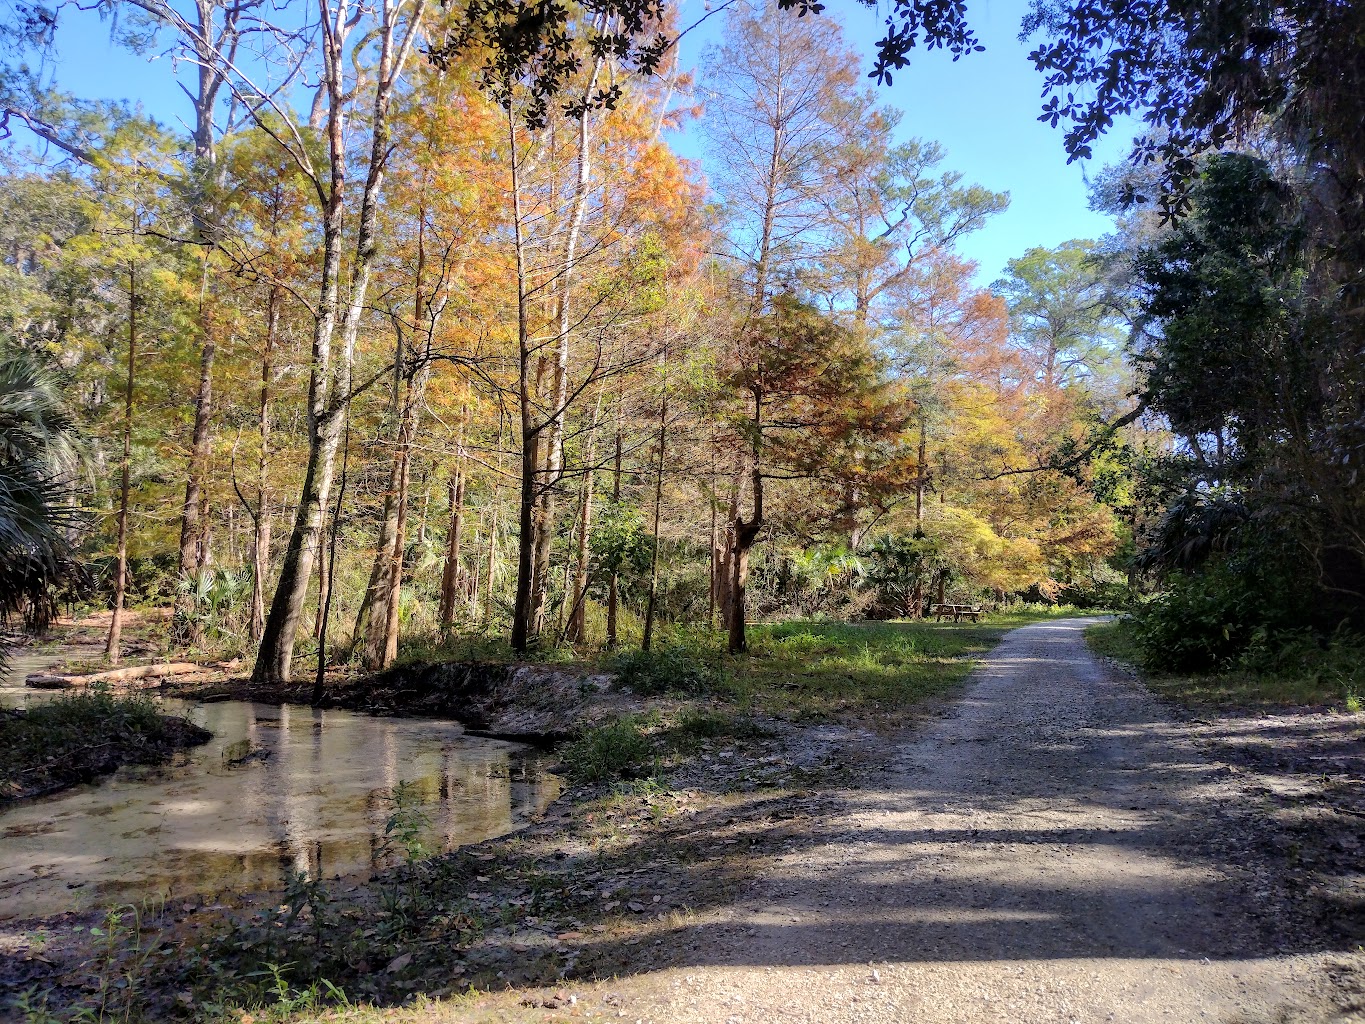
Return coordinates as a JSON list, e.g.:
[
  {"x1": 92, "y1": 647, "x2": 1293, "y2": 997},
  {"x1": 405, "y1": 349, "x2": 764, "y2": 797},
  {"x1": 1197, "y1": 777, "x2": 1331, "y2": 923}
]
[
  {"x1": 611, "y1": 641, "x2": 726, "y2": 695},
  {"x1": 558, "y1": 717, "x2": 655, "y2": 782},
  {"x1": 1131, "y1": 555, "x2": 1312, "y2": 672}
]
